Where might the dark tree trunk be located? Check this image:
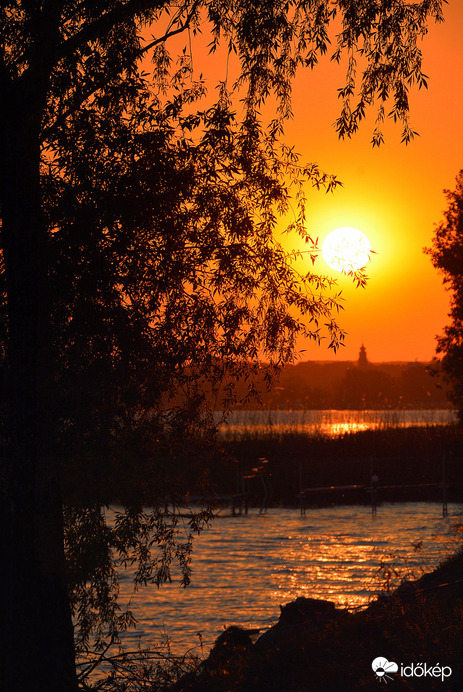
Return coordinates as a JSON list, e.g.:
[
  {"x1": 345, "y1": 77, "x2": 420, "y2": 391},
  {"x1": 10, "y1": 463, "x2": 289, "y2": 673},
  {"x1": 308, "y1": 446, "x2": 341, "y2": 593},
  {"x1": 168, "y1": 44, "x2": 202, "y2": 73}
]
[{"x1": 0, "y1": 78, "x2": 78, "y2": 691}]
